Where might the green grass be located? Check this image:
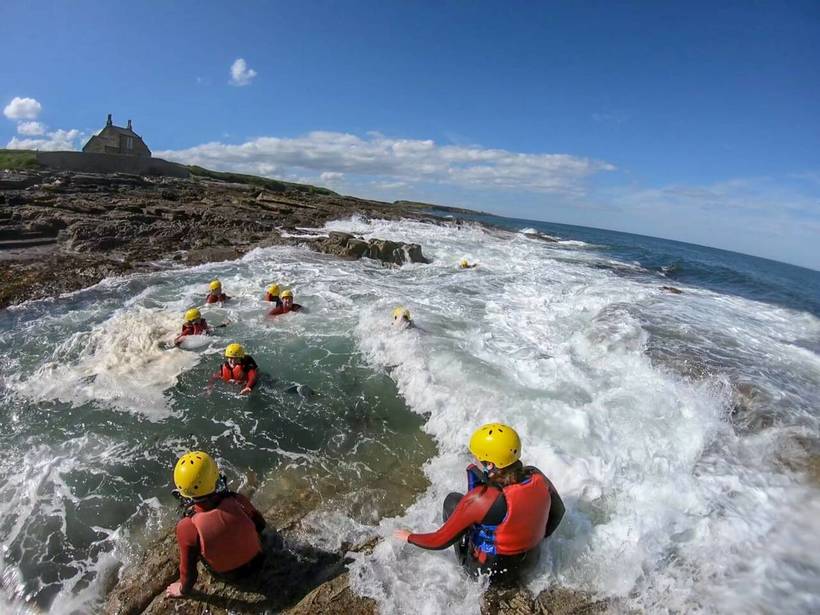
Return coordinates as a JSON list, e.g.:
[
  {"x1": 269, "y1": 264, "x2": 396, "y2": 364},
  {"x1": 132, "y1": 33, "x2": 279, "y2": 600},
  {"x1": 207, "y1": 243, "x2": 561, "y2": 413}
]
[
  {"x1": 0, "y1": 149, "x2": 40, "y2": 170},
  {"x1": 187, "y1": 165, "x2": 337, "y2": 196}
]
